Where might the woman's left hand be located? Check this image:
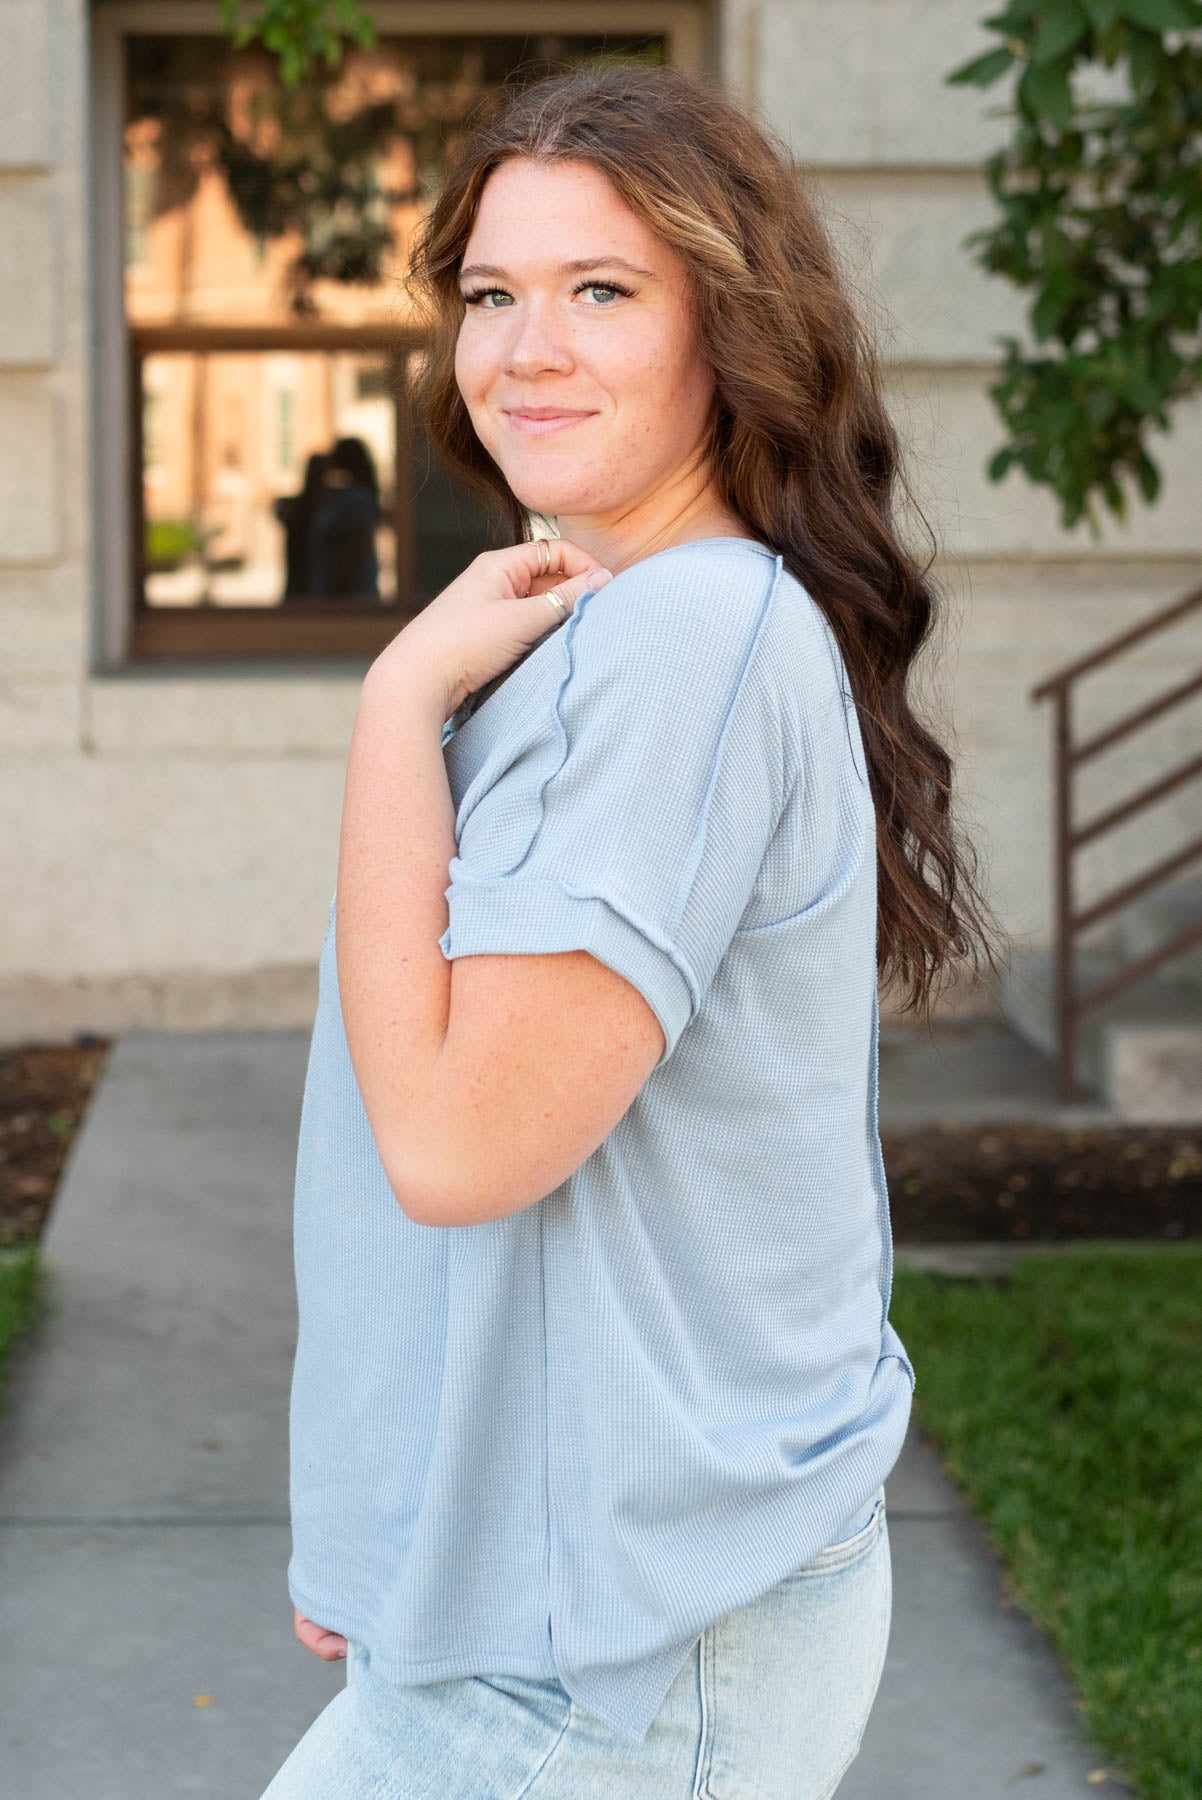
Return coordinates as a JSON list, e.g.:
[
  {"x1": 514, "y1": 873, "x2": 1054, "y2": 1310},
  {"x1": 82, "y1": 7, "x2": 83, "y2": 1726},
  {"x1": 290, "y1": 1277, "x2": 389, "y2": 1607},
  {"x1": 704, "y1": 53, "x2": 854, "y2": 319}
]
[{"x1": 372, "y1": 538, "x2": 612, "y2": 721}]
